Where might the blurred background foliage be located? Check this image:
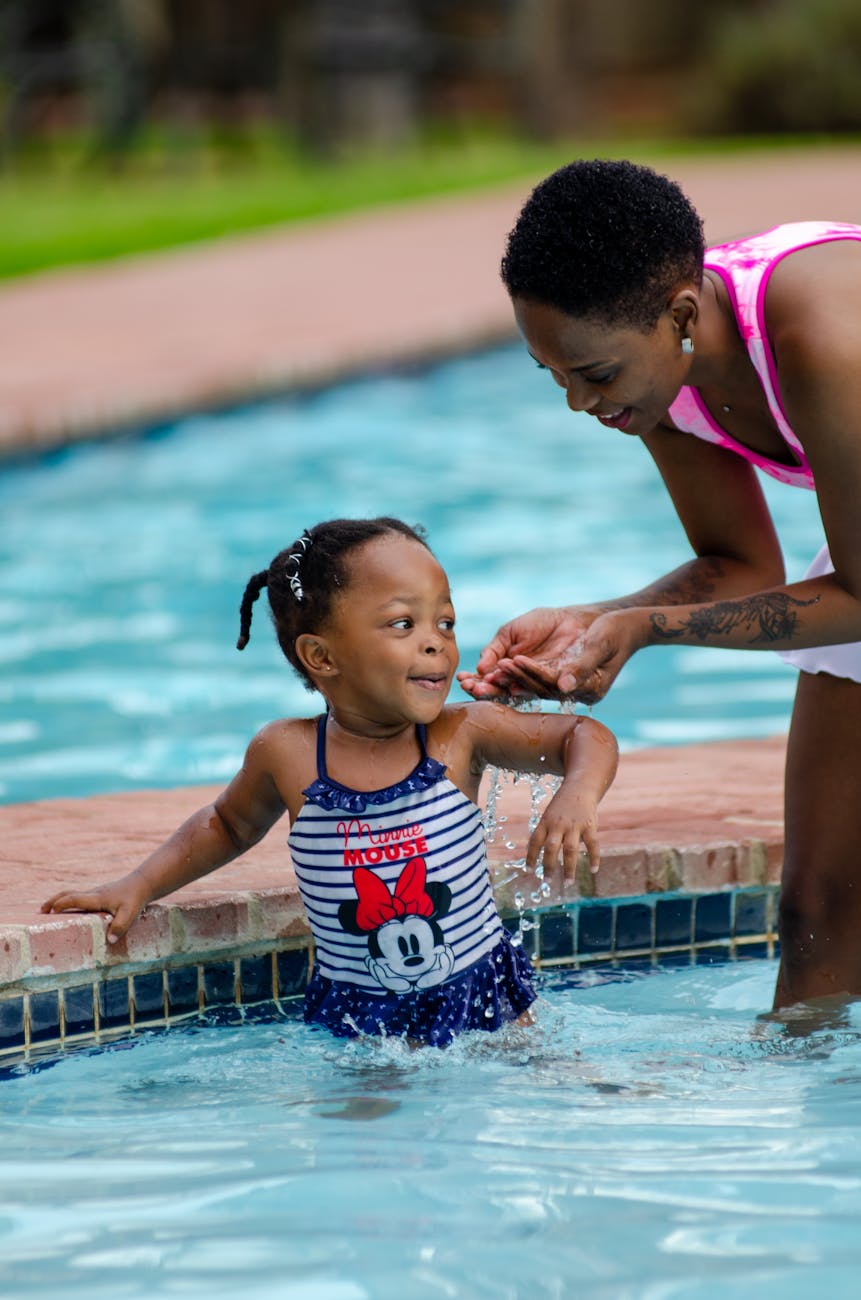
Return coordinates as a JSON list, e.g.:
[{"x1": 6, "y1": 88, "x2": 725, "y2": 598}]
[{"x1": 0, "y1": 0, "x2": 857, "y2": 278}]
